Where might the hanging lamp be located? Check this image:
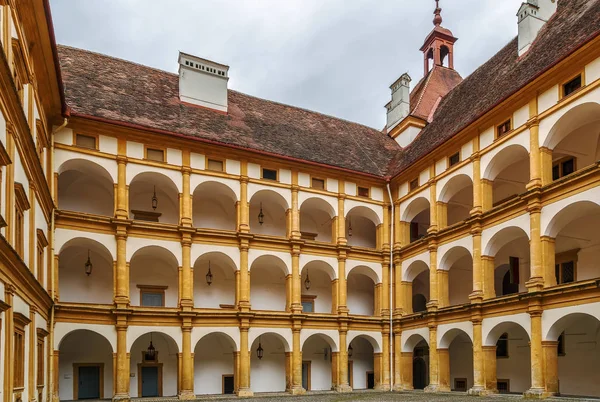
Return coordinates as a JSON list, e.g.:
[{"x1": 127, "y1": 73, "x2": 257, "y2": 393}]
[
  {"x1": 84, "y1": 249, "x2": 93, "y2": 276},
  {"x1": 256, "y1": 337, "x2": 264, "y2": 360},
  {"x1": 152, "y1": 185, "x2": 158, "y2": 210},
  {"x1": 147, "y1": 333, "x2": 156, "y2": 360},
  {"x1": 304, "y1": 270, "x2": 311, "y2": 290},
  {"x1": 258, "y1": 202, "x2": 265, "y2": 225},
  {"x1": 347, "y1": 218, "x2": 353, "y2": 237},
  {"x1": 206, "y1": 260, "x2": 213, "y2": 286},
  {"x1": 348, "y1": 342, "x2": 353, "y2": 358}
]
